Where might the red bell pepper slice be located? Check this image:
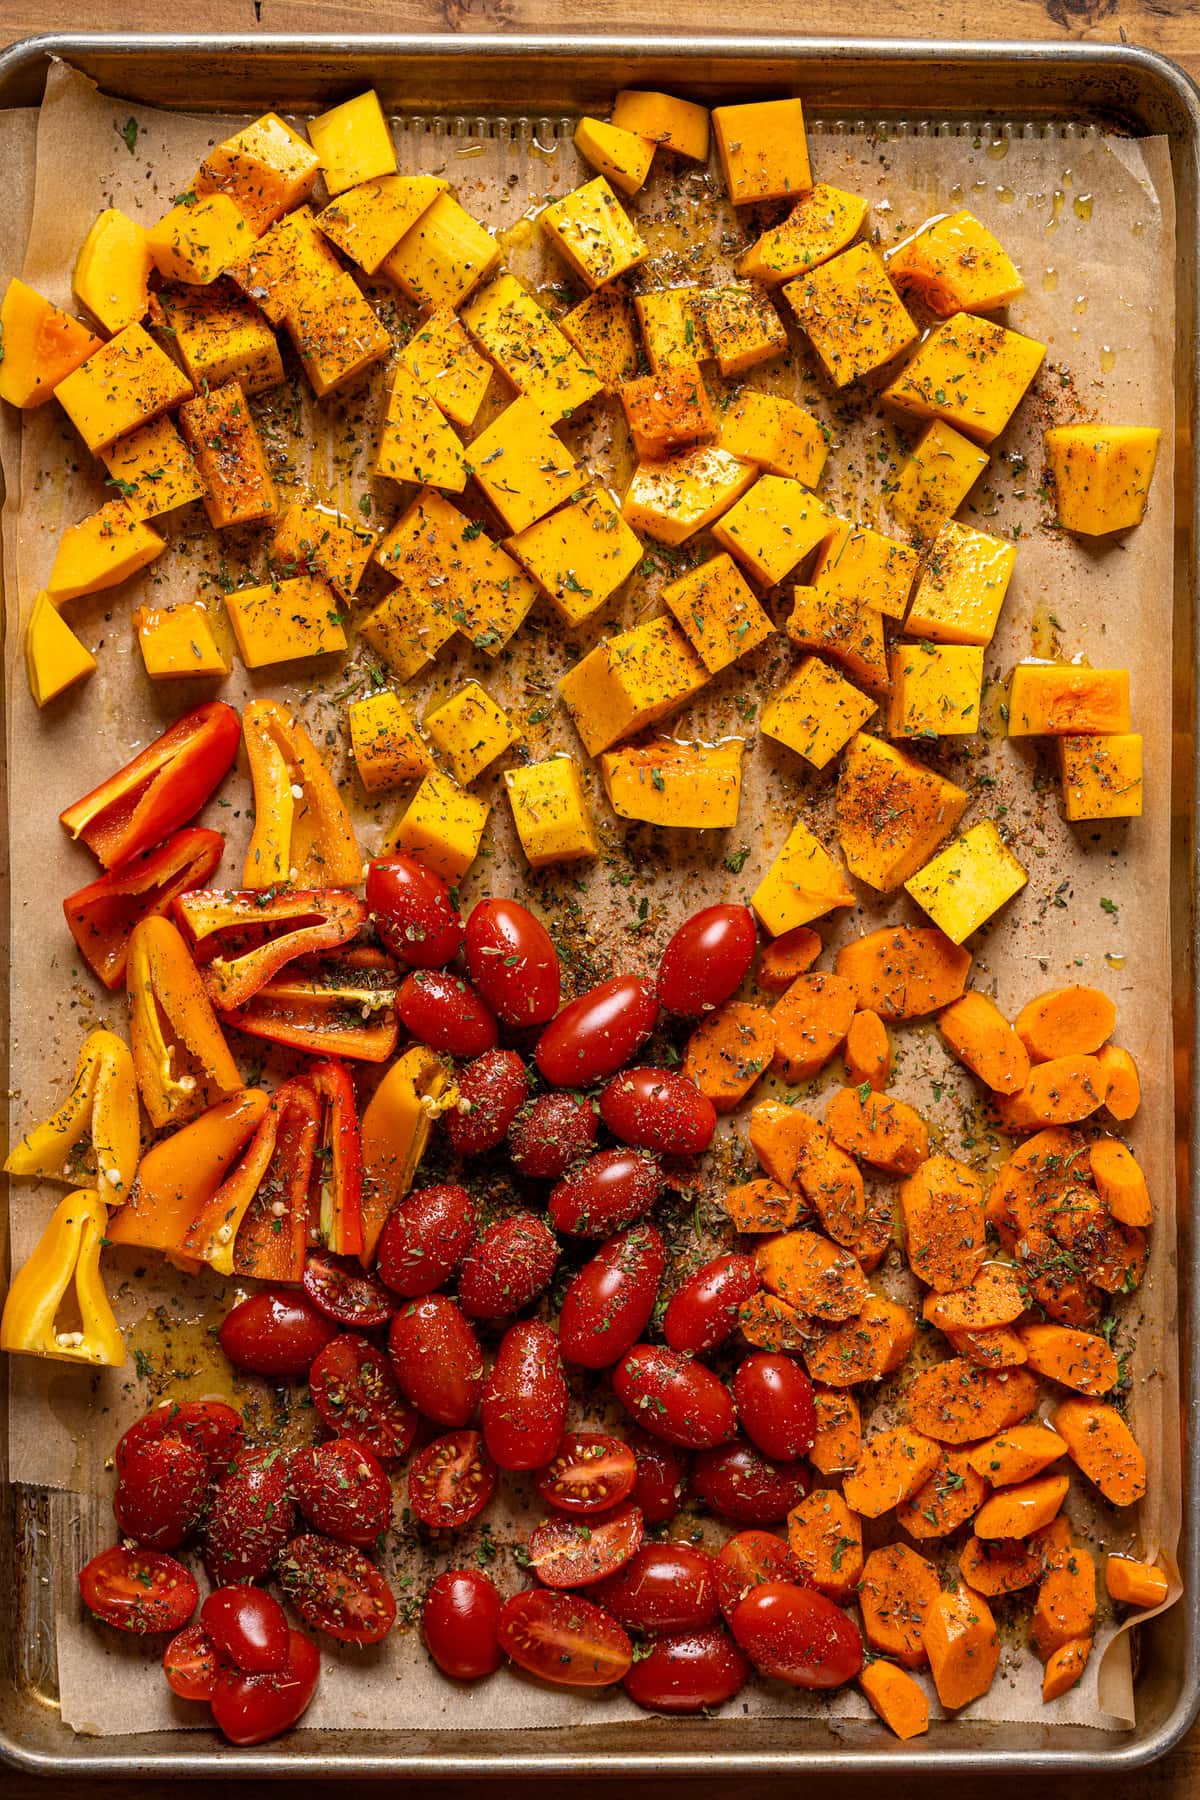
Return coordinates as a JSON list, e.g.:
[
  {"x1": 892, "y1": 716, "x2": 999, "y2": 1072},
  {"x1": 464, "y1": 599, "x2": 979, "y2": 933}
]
[
  {"x1": 60, "y1": 701, "x2": 240, "y2": 871},
  {"x1": 222, "y1": 946, "x2": 400, "y2": 1062},
  {"x1": 63, "y1": 827, "x2": 225, "y2": 989},
  {"x1": 173, "y1": 887, "x2": 367, "y2": 1010},
  {"x1": 304, "y1": 1060, "x2": 364, "y2": 1261}
]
